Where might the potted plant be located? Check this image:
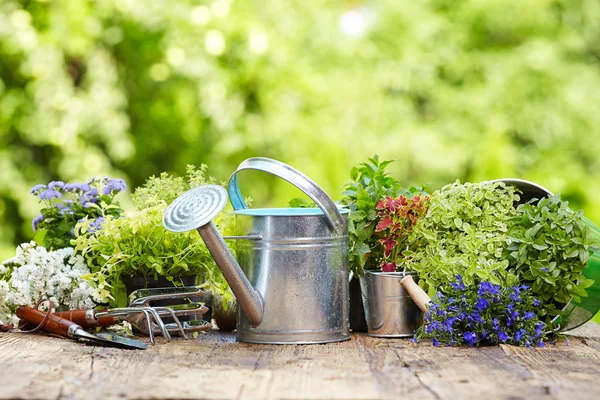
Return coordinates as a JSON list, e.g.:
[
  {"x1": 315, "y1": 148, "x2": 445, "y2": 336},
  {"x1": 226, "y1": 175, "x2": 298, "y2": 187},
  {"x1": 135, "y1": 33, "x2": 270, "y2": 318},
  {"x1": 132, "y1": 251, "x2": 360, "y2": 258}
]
[
  {"x1": 73, "y1": 165, "x2": 236, "y2": 326},
  {"x1": 406, "y1": 179, "x2": 600, "y2": 346},
  {"x1": 341, "y1": 156, "x2": 429, "y2": 336}
]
